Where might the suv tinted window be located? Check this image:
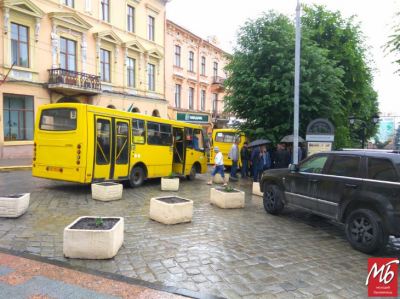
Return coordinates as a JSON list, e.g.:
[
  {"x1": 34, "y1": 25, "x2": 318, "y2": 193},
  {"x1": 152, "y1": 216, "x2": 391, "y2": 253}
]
[
  {"x1": 368, "y1": 158, "x2": 400, "y2": 182},
  {"x1": 327, "y1": 156, "x2": 360, "y2": 178},
  {"x1": 299, "y1": 155, "x2": 328, "y2": 174}
]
